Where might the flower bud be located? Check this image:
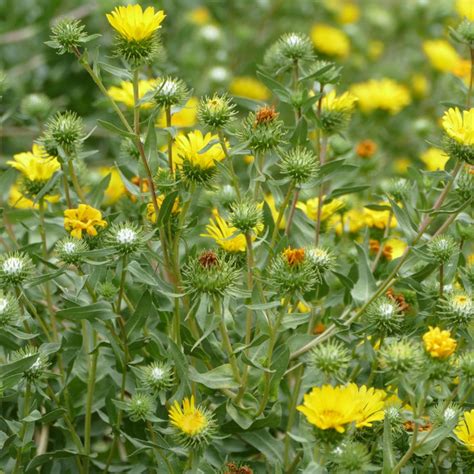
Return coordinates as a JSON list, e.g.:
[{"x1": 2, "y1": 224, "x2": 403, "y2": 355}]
[
  {"x1": 48, "y1": 18, "x2": 89, "y2": 55},
  {"x1": 55, "y1": 237, "x2": 88, "y2": 265},
  {"x1": 153, "y1": 77, "x2": 188, "y2": 108},
  {"x1": 440, "y1": 293, "x2": 473, "y2": 326},
  {"x1": 365, "y1": 296, "x2": 402, "y2": 334},
  {"x1": 279, "y1": 147, "x2": 319, "y2": 185},
  {"x1": 309, "y1": 339, "x2": 350, "y2": 378},
  {"x1": 0, "y1": 252, "x2": 34, "y2": 286},
  {"x1": 42, "y1": 111, "x2": 84, "y2": 156},
  {"x1": 329, "y1": 441, "x2": 371, "y2": 473},
  {"x1": 96, "y1": 281, "x2": 119, "y2": 300},
  {"x1": 10, "y1": 345, "x2": 49, "y2": 381},
  {"x1": 106, "y1": 222, "x2": 144, "y2": 256},
  {"x1": 430, "y1": 402, "x2": 460, "y2": 428},
  {"x1": 229, "y1": 199, "x2": 263, "y2": 234},
  {"x1": 277, "y1": 32, "x2": 313, "y2": 62},
  {"x1": 456, "y1": 19, "x2": 474, "y2": 45},
  {"x1": 198, "y1": 93, "x2": 236, "y2": 129},
  {"x1": 379, "y1": 338, "x2": 423, "y2": 375},
  {"x1": 0, "y1": 292, "x2": 21, "y2": 328},
  {"x1": 138, "y1": 361, "x2": 174, "y2": 393},
  {"x1": 125, "y1": 393, "x2": 155, "y2": 422},
  {"x1": 21, "y1": 93, "x2": 52, "y2": 121},
  {"x1": 458, "y1": 351, "x2": 474, "y2": 379},
  {"x1": 426, "y1": 235, "x2": 458, "y2": 264},
  {"x1": 455, "y1": 167, "x2": 474, "y2": 203}
]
